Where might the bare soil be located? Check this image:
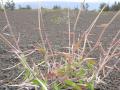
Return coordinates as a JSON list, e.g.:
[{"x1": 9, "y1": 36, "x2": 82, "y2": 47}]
[{"x1": 0, "y1": 10, "x2": 120, "y2": 90}]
